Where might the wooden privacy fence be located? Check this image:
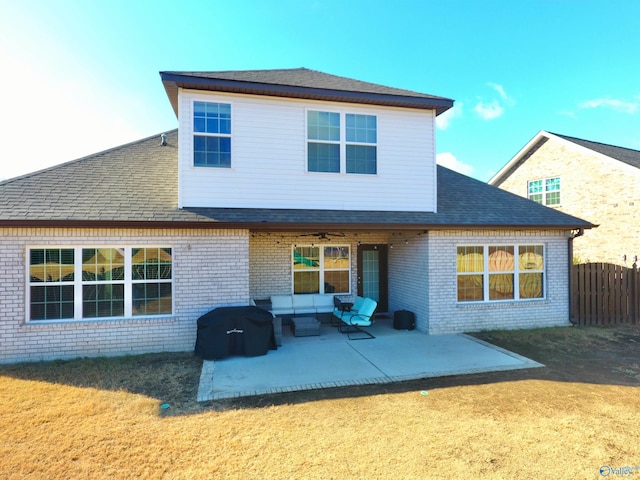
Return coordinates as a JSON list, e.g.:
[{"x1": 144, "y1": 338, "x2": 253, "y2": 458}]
[{"x1": 571, "y1": 263, "x2": 640, "y2": 326}]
